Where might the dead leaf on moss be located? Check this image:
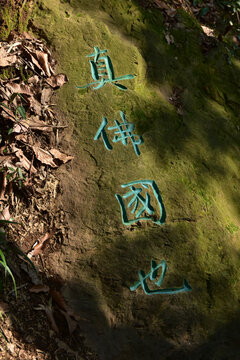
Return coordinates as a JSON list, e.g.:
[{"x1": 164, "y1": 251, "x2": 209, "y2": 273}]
[
  {"x1": 165, "y1": 33, "x2": 174, "y2": 45},
  {"x1": 201, "y1": 25, "x2": 215, "y2": 37}
]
